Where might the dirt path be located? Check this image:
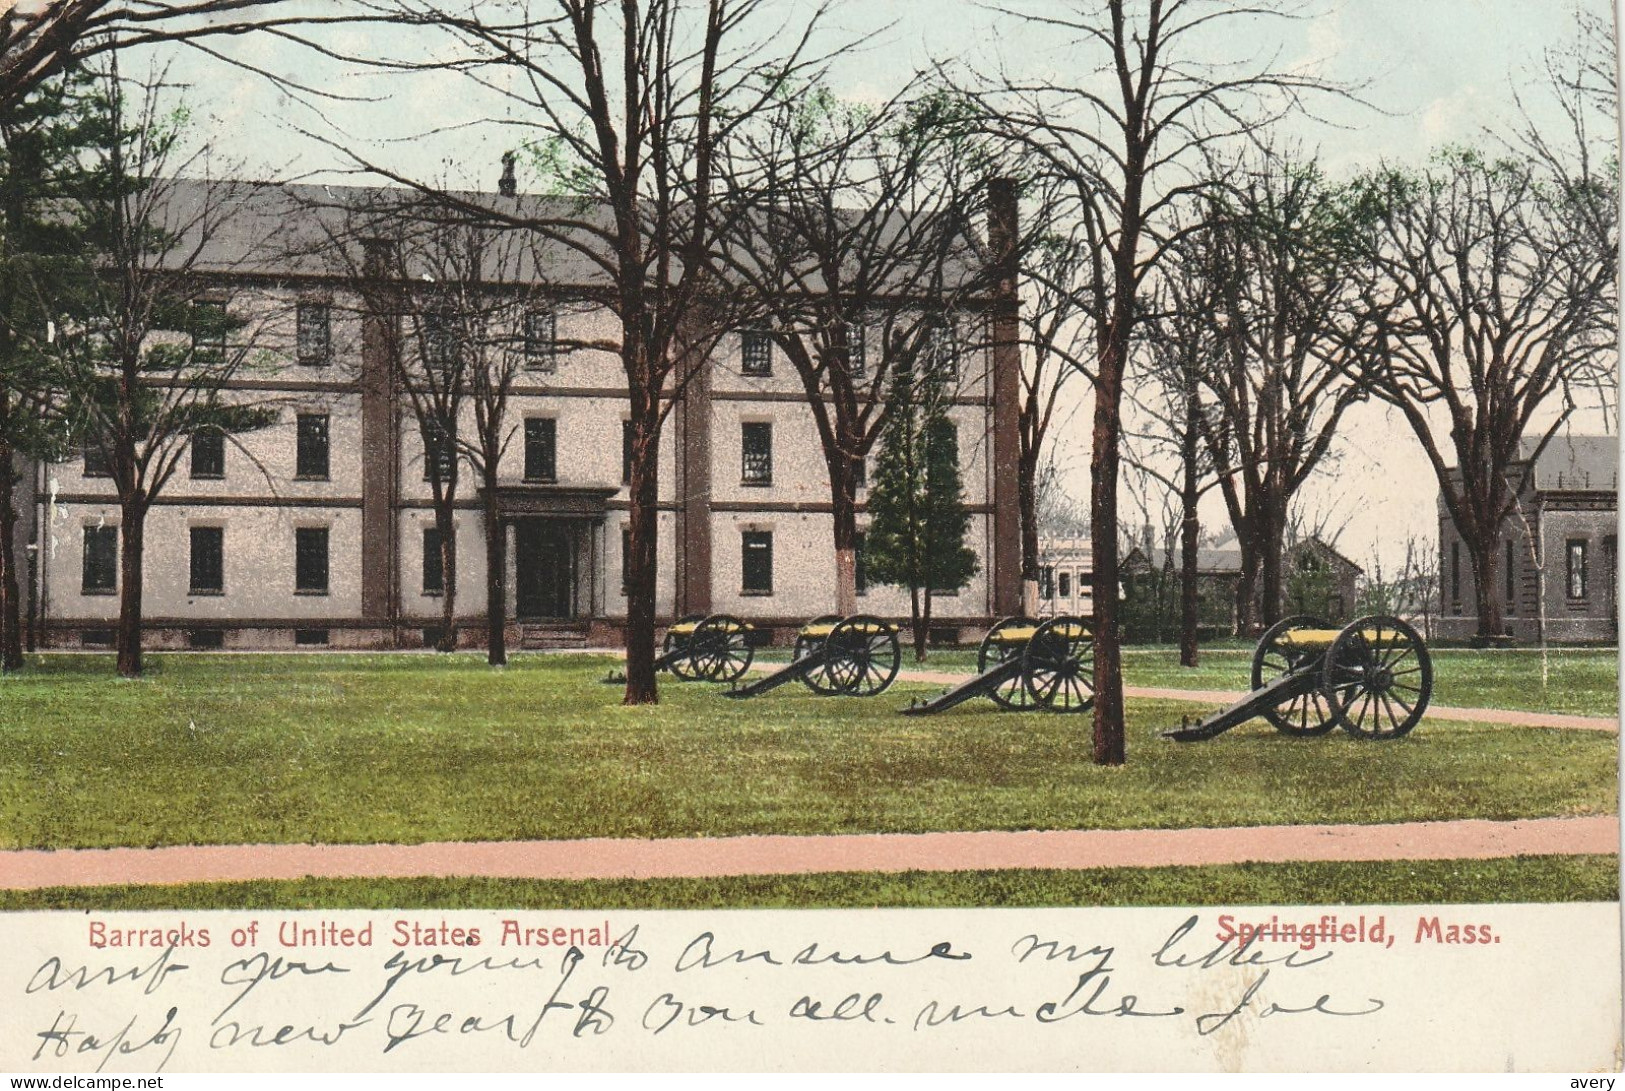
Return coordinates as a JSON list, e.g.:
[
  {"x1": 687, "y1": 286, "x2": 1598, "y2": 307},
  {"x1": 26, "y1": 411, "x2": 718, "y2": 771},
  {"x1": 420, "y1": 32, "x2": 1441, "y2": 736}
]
[
  {"x1": 2, "y1": 816, "x2": 1615, "y2": 891},
  {"x1": 871, "y1": 667, "x2": 1618, "y2": 732}
]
